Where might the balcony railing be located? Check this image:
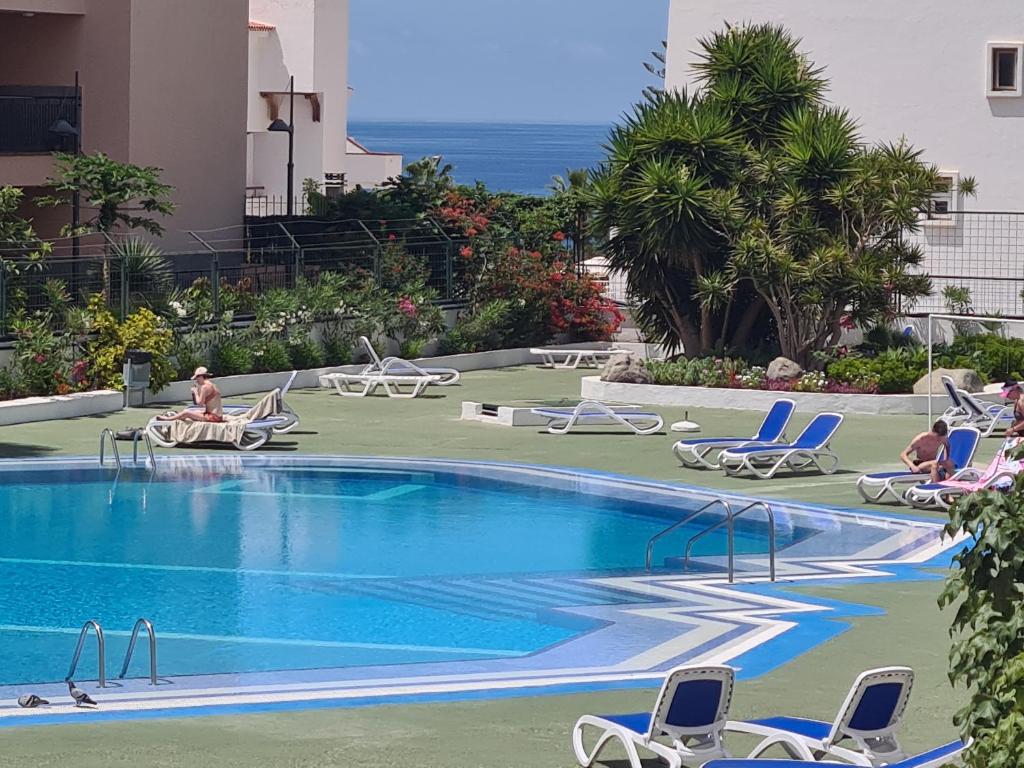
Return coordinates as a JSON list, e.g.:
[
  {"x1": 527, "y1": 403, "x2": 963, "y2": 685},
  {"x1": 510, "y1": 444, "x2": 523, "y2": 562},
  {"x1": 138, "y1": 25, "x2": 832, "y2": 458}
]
[{"x1": 0, "y1": 85, "x2": 78, "y2": 154}]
